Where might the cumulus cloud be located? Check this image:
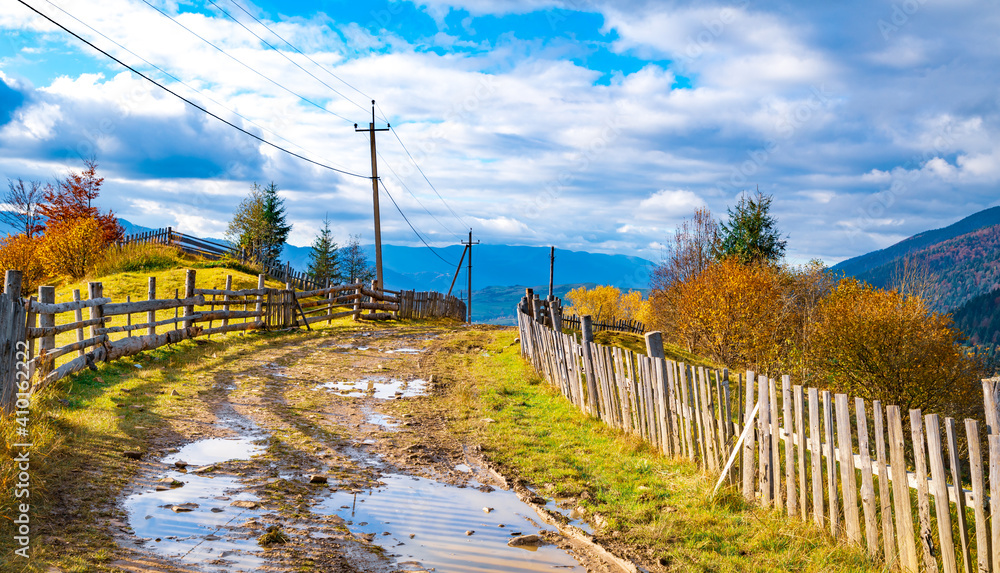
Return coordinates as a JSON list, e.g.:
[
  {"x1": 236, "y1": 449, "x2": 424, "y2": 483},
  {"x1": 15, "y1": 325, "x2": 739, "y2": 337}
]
[{"x1": 0, "y1": 0, "x2": 999, "y2": 269}]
